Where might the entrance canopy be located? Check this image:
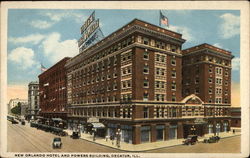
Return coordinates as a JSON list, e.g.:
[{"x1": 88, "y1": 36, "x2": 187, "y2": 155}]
[
  {"x1": 91, "y1": 122, "x2": 105, "y2": 128},
  {"x1": 181, "y1": 94, "x2": 204, "y2": 105}
]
